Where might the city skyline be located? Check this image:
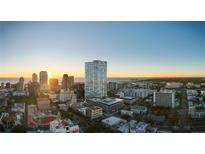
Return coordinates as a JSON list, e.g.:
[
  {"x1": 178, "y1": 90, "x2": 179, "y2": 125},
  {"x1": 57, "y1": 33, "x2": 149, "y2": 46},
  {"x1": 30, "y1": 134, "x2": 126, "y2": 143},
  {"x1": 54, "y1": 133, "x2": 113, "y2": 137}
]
[{"x1": 1, "y1": 22, "x2": 205, "y2": 78}]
